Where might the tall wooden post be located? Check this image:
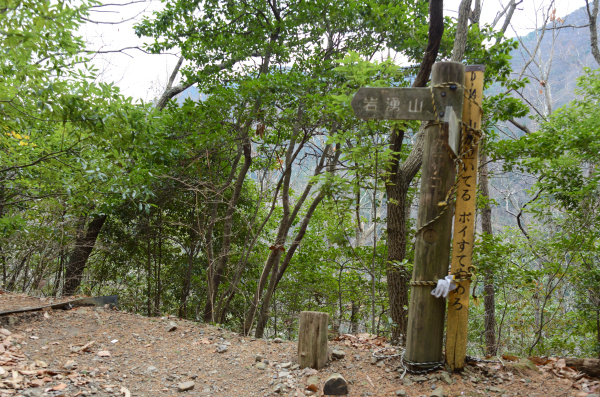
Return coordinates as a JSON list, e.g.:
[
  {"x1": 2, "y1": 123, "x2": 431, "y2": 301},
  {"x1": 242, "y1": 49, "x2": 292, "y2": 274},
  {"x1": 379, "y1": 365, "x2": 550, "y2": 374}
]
[
  {"x1": 404, "y1": 62, "x2": 465, "y2": 369},
  {"x1": 445, "y1": 65, "x2": 485, "y2": 371}
]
